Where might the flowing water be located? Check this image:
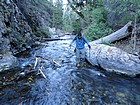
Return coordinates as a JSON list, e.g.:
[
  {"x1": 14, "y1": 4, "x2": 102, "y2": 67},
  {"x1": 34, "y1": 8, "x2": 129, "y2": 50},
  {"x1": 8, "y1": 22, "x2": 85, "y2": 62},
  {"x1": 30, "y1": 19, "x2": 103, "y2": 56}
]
[{"x1": 1, "y1": 35, "x2": 140, "y2": 105}]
